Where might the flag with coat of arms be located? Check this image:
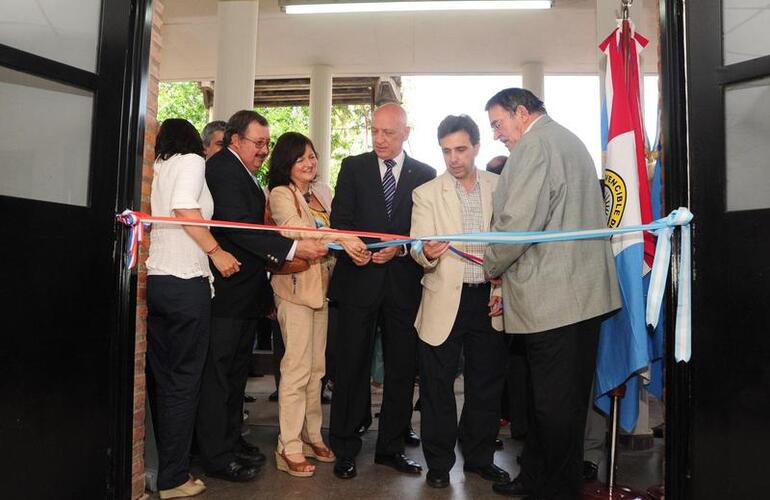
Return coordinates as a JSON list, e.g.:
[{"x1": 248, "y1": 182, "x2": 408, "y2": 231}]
[{"x1": 595, "y1": 19, "x2": 658, "y2": 431}]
